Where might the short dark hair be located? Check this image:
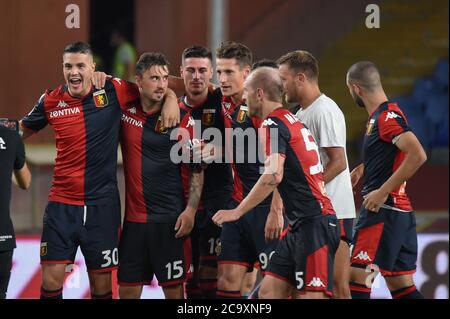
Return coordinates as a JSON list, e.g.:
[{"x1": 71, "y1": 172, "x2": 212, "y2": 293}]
[
  {"x1": 136, "y1": 52, "x2": 169, "y2": 76},
  {"x1": 182, "y1": 45, "x2": 212, "y2": 62},
  {"x1": 277, "y1": 50, "x2": 319, "y2": 82},
  {"x1": 216, "y1": 41, "x2": 253, "y2": 68},
  {"x1": 347, "y1": 61, "x2": 381, "y2": 92},
  {"x1": 63, "y1": 42, "x2": 93, "y2": 57},
  {"x1": 252, "y1": 59, "x2": 278, "y2": 71}
]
